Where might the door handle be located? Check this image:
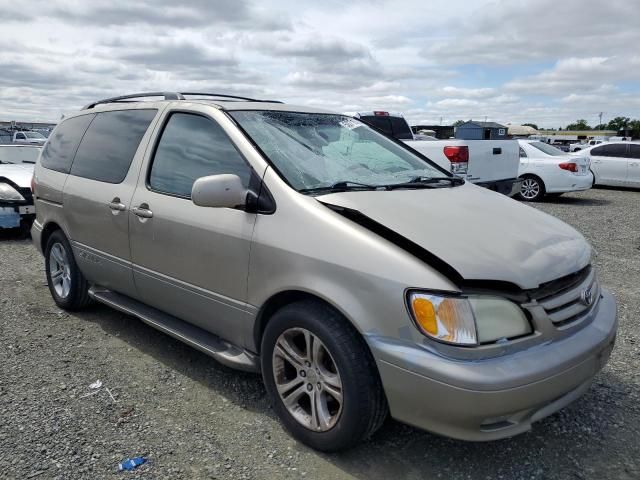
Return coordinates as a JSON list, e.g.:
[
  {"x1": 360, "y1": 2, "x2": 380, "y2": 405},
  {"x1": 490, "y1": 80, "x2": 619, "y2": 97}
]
[
  {"x1": 108, "y1": 198, "x2": 126, "y2": 211},
  {"x1": 132, "y1": 203, "x2": 153, "y2": 219}
]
